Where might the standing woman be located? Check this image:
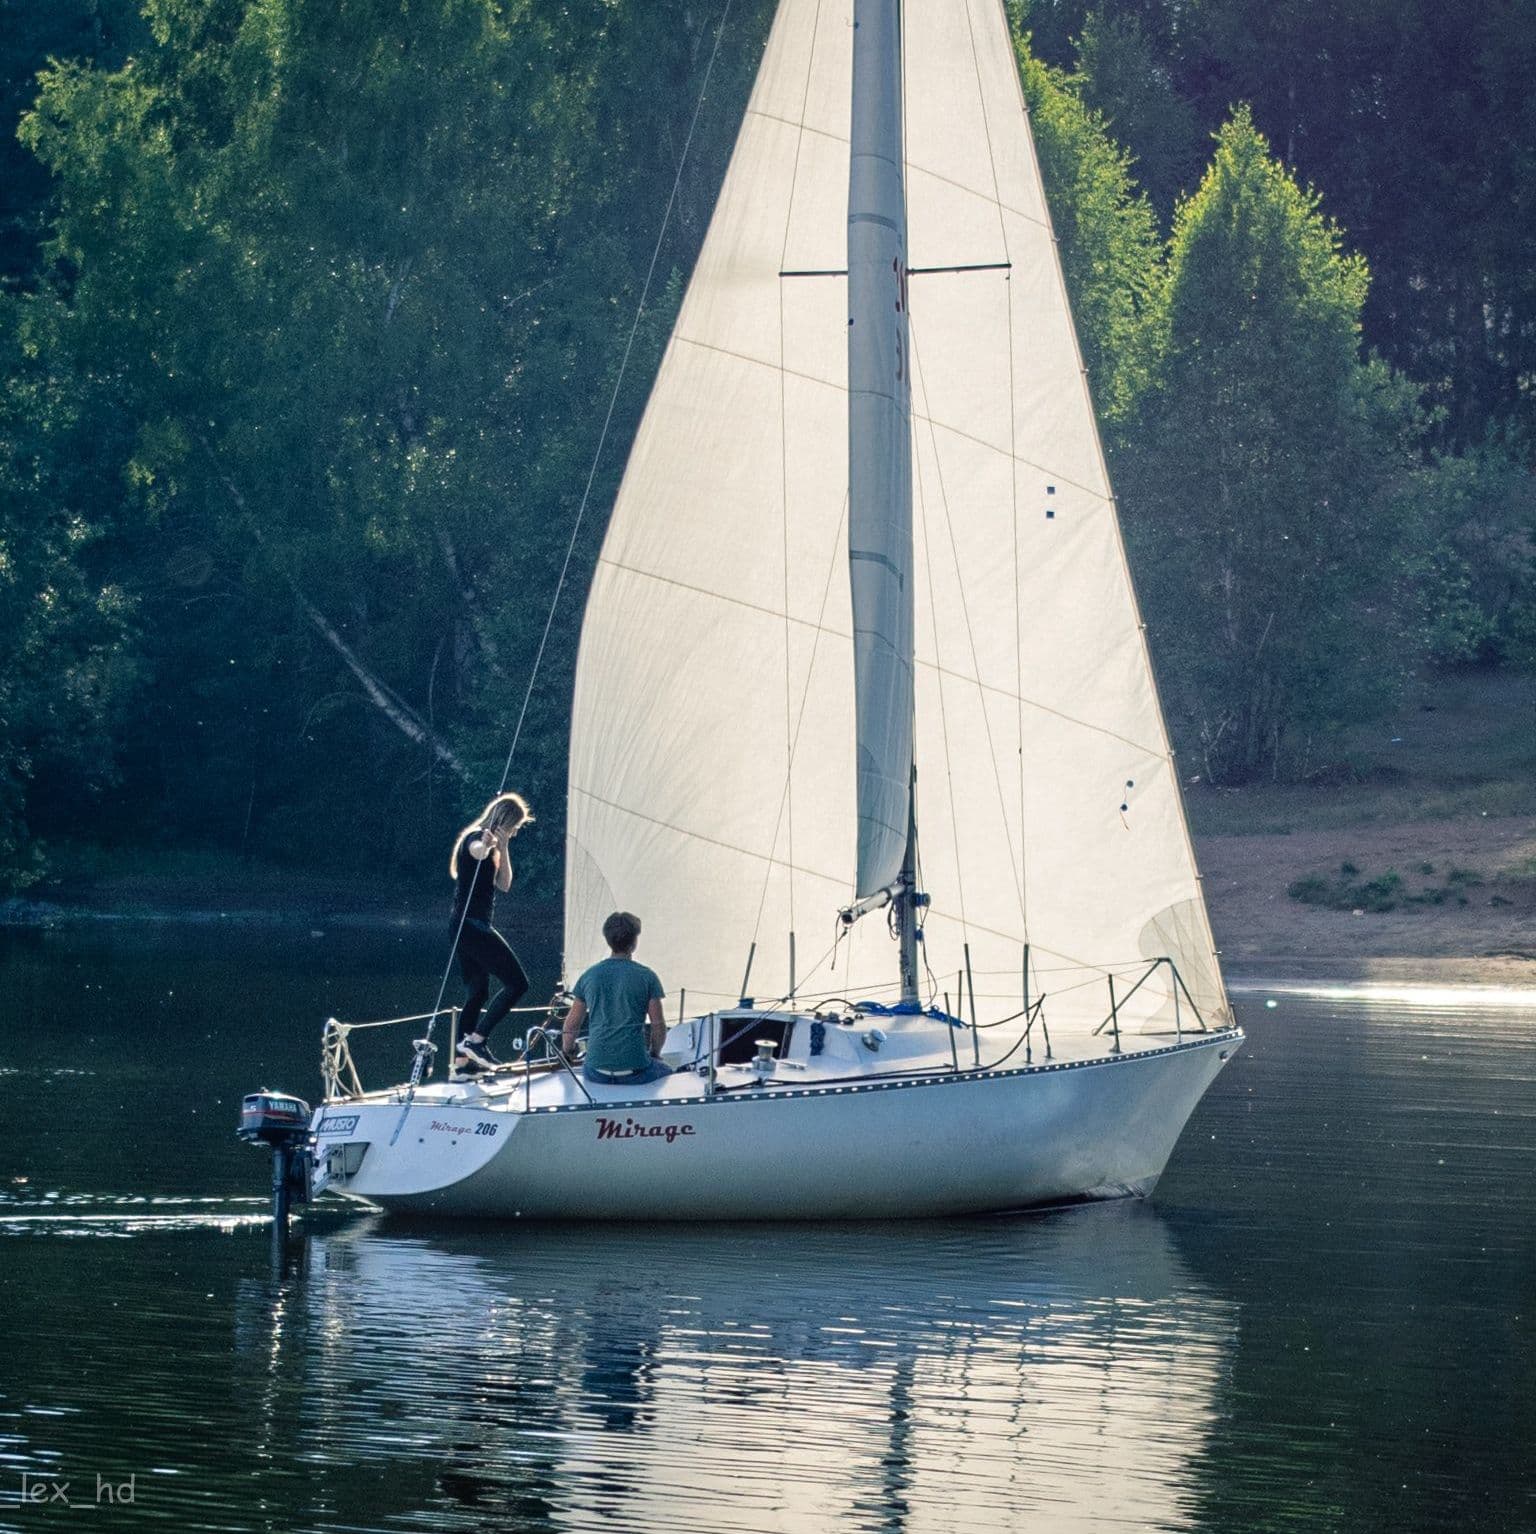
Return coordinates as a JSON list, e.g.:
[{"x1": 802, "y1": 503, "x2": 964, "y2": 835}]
[{"x1": 448, "y1": 792, "x2": 532, "y2": 1072}]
